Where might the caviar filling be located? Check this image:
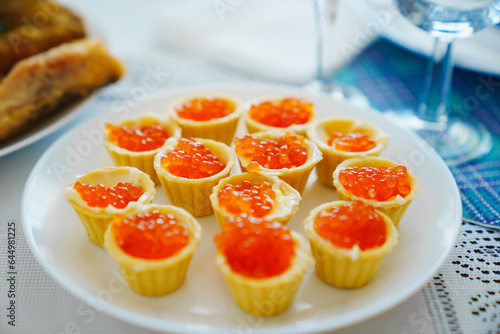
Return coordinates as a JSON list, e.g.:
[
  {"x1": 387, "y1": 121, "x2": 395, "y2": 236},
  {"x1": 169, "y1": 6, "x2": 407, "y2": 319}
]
[
  {"x1": 175, "y1": 98, "x2": 235, "y2": 121},
  {"x1": 73, "y1": 181, "x2": 143, "y2": 209},
  {"x1": 160, "y1": 138, "x2": 225, "y2": 179},
  {"x1": 106, "y1": 123, "x2": 170, "y2": 152},
  {"x1": 338, "y1": 165, "x2": 411, "y2": 201},
  {"x1": 249, "y1": 97, "x2": 312, "y2": 127},
  {"x1": 217, "y1": 181, "x2": 276, "y2": 217},
  {"x1": 314, "y1": 201, "x2": 387, "y2": 250},
  {"x1": 235, "y1": 132, "x2": 308, "y2": 171},
  {"x1": 214, "y1": 216, "x2": 295, "y2": 279},
  {"x1": 327, "y1": 132, "x2": 376, "y2": 152},
  {"x1": 112, "y1": 211, "x2": 189, "y2": 259}
]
